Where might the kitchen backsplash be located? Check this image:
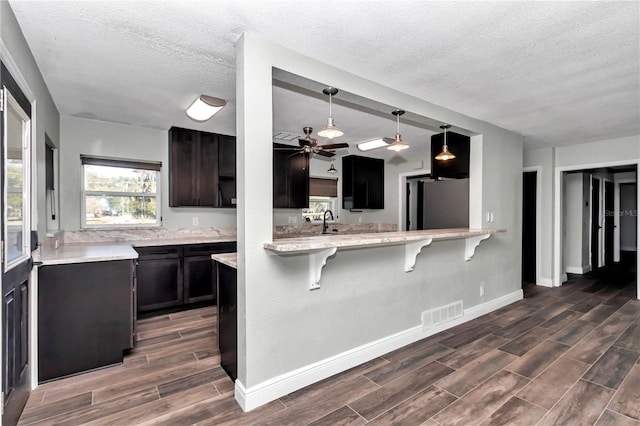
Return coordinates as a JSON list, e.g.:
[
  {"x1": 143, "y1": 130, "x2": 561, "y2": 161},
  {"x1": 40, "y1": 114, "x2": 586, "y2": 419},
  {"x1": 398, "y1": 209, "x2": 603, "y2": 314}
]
[
  {"x1": 274, "y1": 223, "x2": 397, "y2": 239},
  {"x1": 63, "y1": 227, "x2": 237, "y2": 244}
]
